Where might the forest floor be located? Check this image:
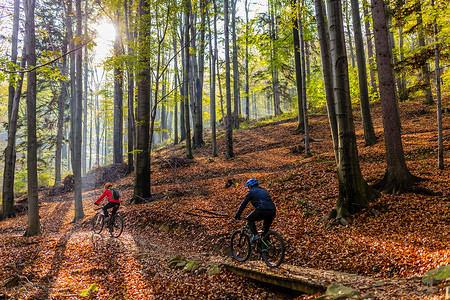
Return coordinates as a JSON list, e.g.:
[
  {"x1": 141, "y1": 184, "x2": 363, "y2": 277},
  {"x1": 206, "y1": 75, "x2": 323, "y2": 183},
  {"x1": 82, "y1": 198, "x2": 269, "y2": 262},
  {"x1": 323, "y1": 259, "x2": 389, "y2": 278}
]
[{"x1": 0, "y1": 99, "x2": 449, "y2": 299}]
